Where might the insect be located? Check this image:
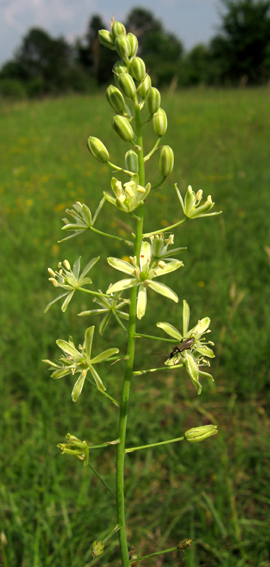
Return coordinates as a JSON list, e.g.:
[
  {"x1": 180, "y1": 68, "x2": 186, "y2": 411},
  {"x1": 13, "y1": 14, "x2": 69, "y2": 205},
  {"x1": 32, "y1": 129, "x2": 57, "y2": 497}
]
[{"x1": 168, "y1": 337, "x2": 195, "y2": 359}]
